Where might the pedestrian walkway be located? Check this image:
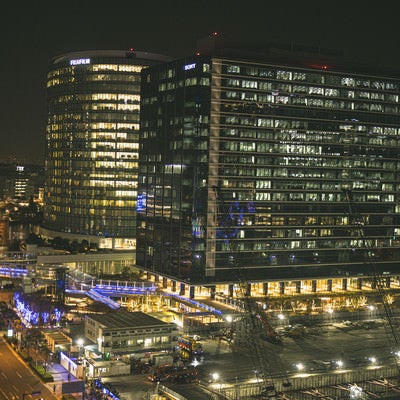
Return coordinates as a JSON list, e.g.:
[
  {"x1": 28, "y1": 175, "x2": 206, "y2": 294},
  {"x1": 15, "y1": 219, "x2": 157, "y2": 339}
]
[
  {"x1": 47, "y1": 361, "x2": 71, "y2": 381},
  {"x1": 45, "y1": 362, "x2": 82, "y2": 399}
]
